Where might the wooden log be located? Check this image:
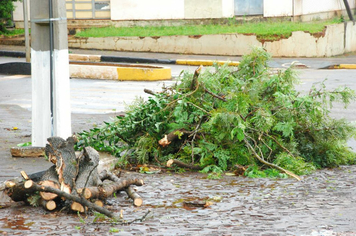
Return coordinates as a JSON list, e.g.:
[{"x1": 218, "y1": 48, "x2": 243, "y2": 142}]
[
  {"x1": 24, "y1": 180, "x2": 118, "y2": 219},
  {"x1": 6, "y1": 181, "x2": 35, "y2": 202},
  {"x1": 10, "y1": 146, "x2": 45, "y2": 157},
  {"x1": 40, "y1": 199, "x2": 56, "y2": 211},
  {"x1": 99, "y1": 169, "x2": 120, "y2": 182},
  {"x1": 125, "y1": 186, "x2": 143, "y2": 207},
  {"x1": 39, "y1": 180, "x2": 59, "y2": 201},
  {"x1": 166, "y1": 159, "x2": 203, "y2": 170},
  {"x1": 45, "y1": 136, "x2": 78, "y2": 194},
  {"x1": 158, "y1": 129, "x2": 193, "y2": 147},
  {"x1": 79, "y1": 178, "x2": 144, "y2": 200},
  {"x1": 75, "y1": 147, "x2": 102, "y2": 189},
  {"x1": 190, "y1": 65, "x2": 202, "y2": 91},
  {"x1": 94, "y1": 200, "x2": 104, "y2": 208},
  {"x1": 71, "y1": 202, "x2": 85, "y2": 213},
  {"x1": 20, "y1": 171, "x2": 30, "y2": 180},
  {"x1": 183, "y1": 200, "x2": 213, "y2": 208}
]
